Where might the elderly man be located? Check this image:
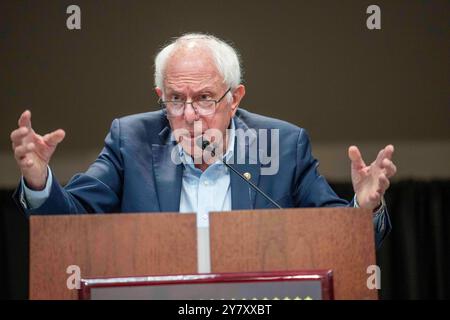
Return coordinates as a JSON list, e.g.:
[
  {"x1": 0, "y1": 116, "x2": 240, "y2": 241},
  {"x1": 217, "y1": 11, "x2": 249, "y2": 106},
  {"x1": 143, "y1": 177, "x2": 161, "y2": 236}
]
[{"x1": 10, "y1": 33, "x2": 396, "y2": 248}]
